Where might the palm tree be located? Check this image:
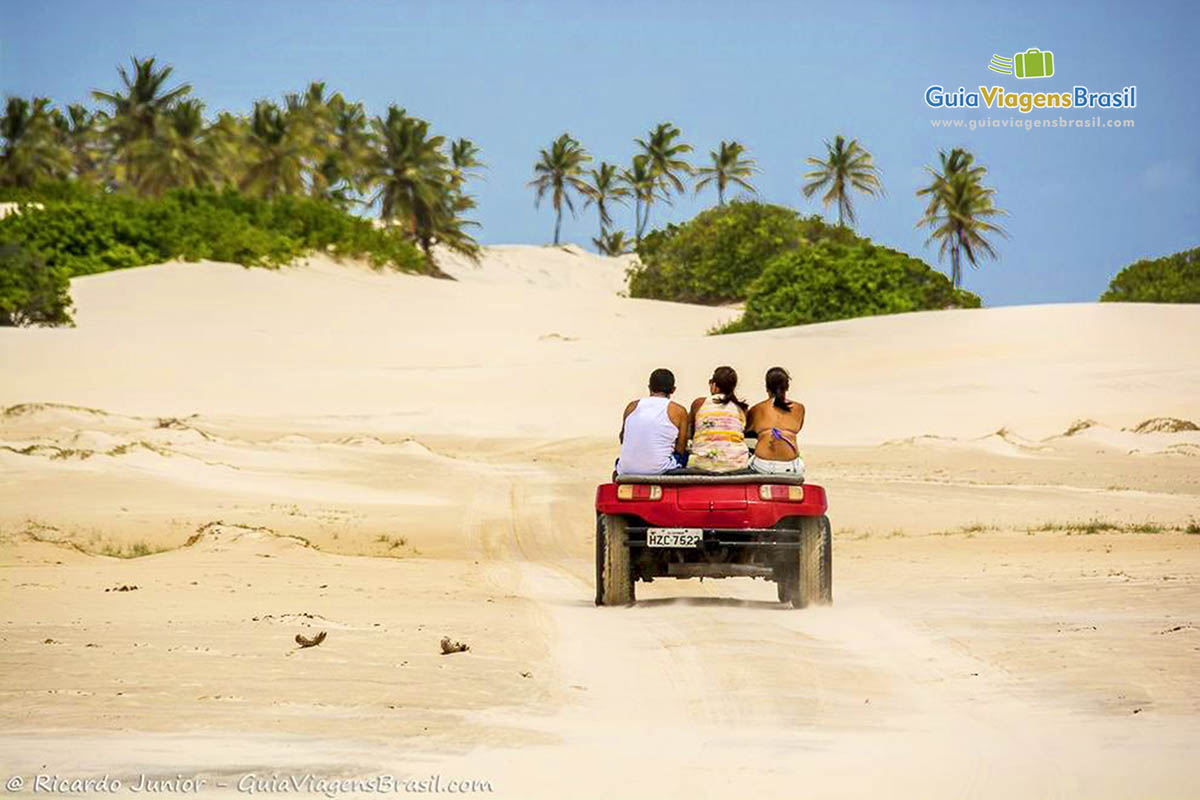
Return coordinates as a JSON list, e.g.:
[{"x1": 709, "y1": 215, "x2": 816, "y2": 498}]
[
  {"x1": 634, "y1": 122, "x2": 692, "y2": 232},
  {"x1": 916, "y1": 147, "x2": 1007, "y2": 290},
  {"x1": 133, "y1": 99, "x2": 217, "y2": 196},
  {"x1": 366, "y1": 106, "x2": 446, "y2": 226},
  {"x1": 621, "y1": 154, "x2": 662, "y2": 246},
  {"x1": 365, "y1": 105, "x2": 479, "y2": 266},
  {"x1": 92, "y1": 56, "x2": 192, "y2": 191},
  {"x1": 527, "y1": 133, "x2": 591, "y2": 245},
  {"x1": 288, "y1": 82, "x2": 336, "y2": 200},
  {"x1": 239, "y1": 100, "x2": 310, "y2": 198},
  {"x1": 593, "y1": 229, "x2": 632, "y2": 257},
  {"x1": 0, "y1": 97, "x2": 69, "y2": 188},
  {"x1": 581, "y1": 162, "x2": 630, "y2": 240},
  {"x1": 208, "y1": 110, "x2": 250, "y2": 190},
  {"x1": 315, "y1": 93, "x2": 371, "y2": 206},
  {"x1": 55, "y1": 104, "x2": 105, "y2": 182},
  {"x1": 695, "y1": 140, "x2": 757, "y2": 205},
  {"x1": 801, "y1": 135, "x2": 883, "y2": 227},
  {"x1": 449, "y1": 138, "x2": 484, "y2": 190},
  {"x1": 636, "y1": 122, "x2": 692, "y2": 193}
]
